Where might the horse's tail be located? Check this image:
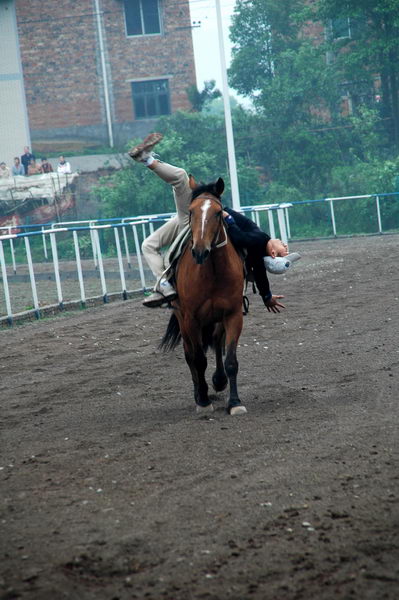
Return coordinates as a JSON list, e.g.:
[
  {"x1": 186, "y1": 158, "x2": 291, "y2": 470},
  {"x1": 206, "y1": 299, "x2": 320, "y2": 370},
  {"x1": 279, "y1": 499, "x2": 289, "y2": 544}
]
[{"x1": 159, "y1": 313, "x2": 181, "y2": 351}]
